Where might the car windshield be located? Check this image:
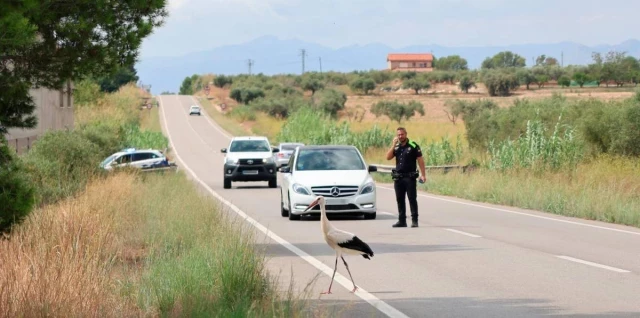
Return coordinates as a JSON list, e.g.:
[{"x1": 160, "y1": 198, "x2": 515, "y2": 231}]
[
  {"x1": 295, "y1": 148, "x2": 365, "y2": 171},
  {"x1": 100, "y1": 154, "x2": 119, "y2": 167},
  {"x1": 229, "y1": 140, "x2": 271, "y2": 152},
  {"x1": 281, "y1": 143, "x2": 303, "y2": 151}
]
